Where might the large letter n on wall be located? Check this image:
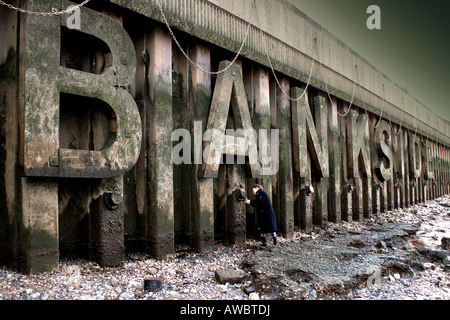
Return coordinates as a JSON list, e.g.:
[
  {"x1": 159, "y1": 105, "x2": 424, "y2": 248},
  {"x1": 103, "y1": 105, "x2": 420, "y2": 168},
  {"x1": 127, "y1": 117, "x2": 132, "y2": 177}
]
[
  {"x1": 291, "y1": 88, "x2": 329, "y2": 180},
  {"x1": 21, "y1": 0, "x2": 142, "y2": 178}
]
